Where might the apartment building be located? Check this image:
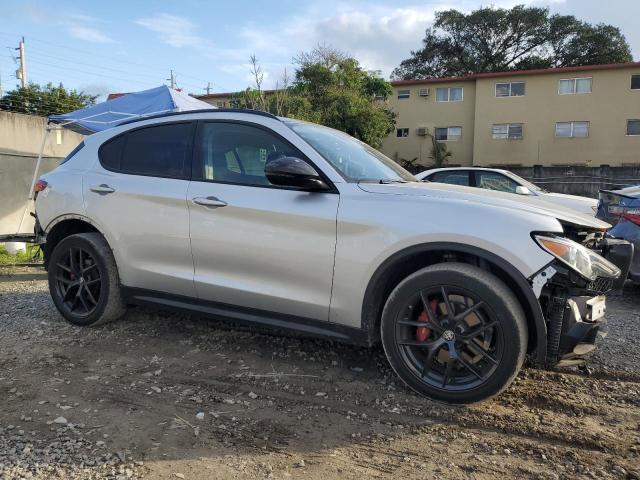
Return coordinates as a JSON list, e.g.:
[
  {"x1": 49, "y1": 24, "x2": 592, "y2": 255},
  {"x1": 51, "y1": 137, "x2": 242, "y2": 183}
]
[
  {"x1": 196, "y1": 62, "x2": 640, "y2": 167},
  {"x1": 384, "y1": 62, "x2": 640, "y2": 167}
]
